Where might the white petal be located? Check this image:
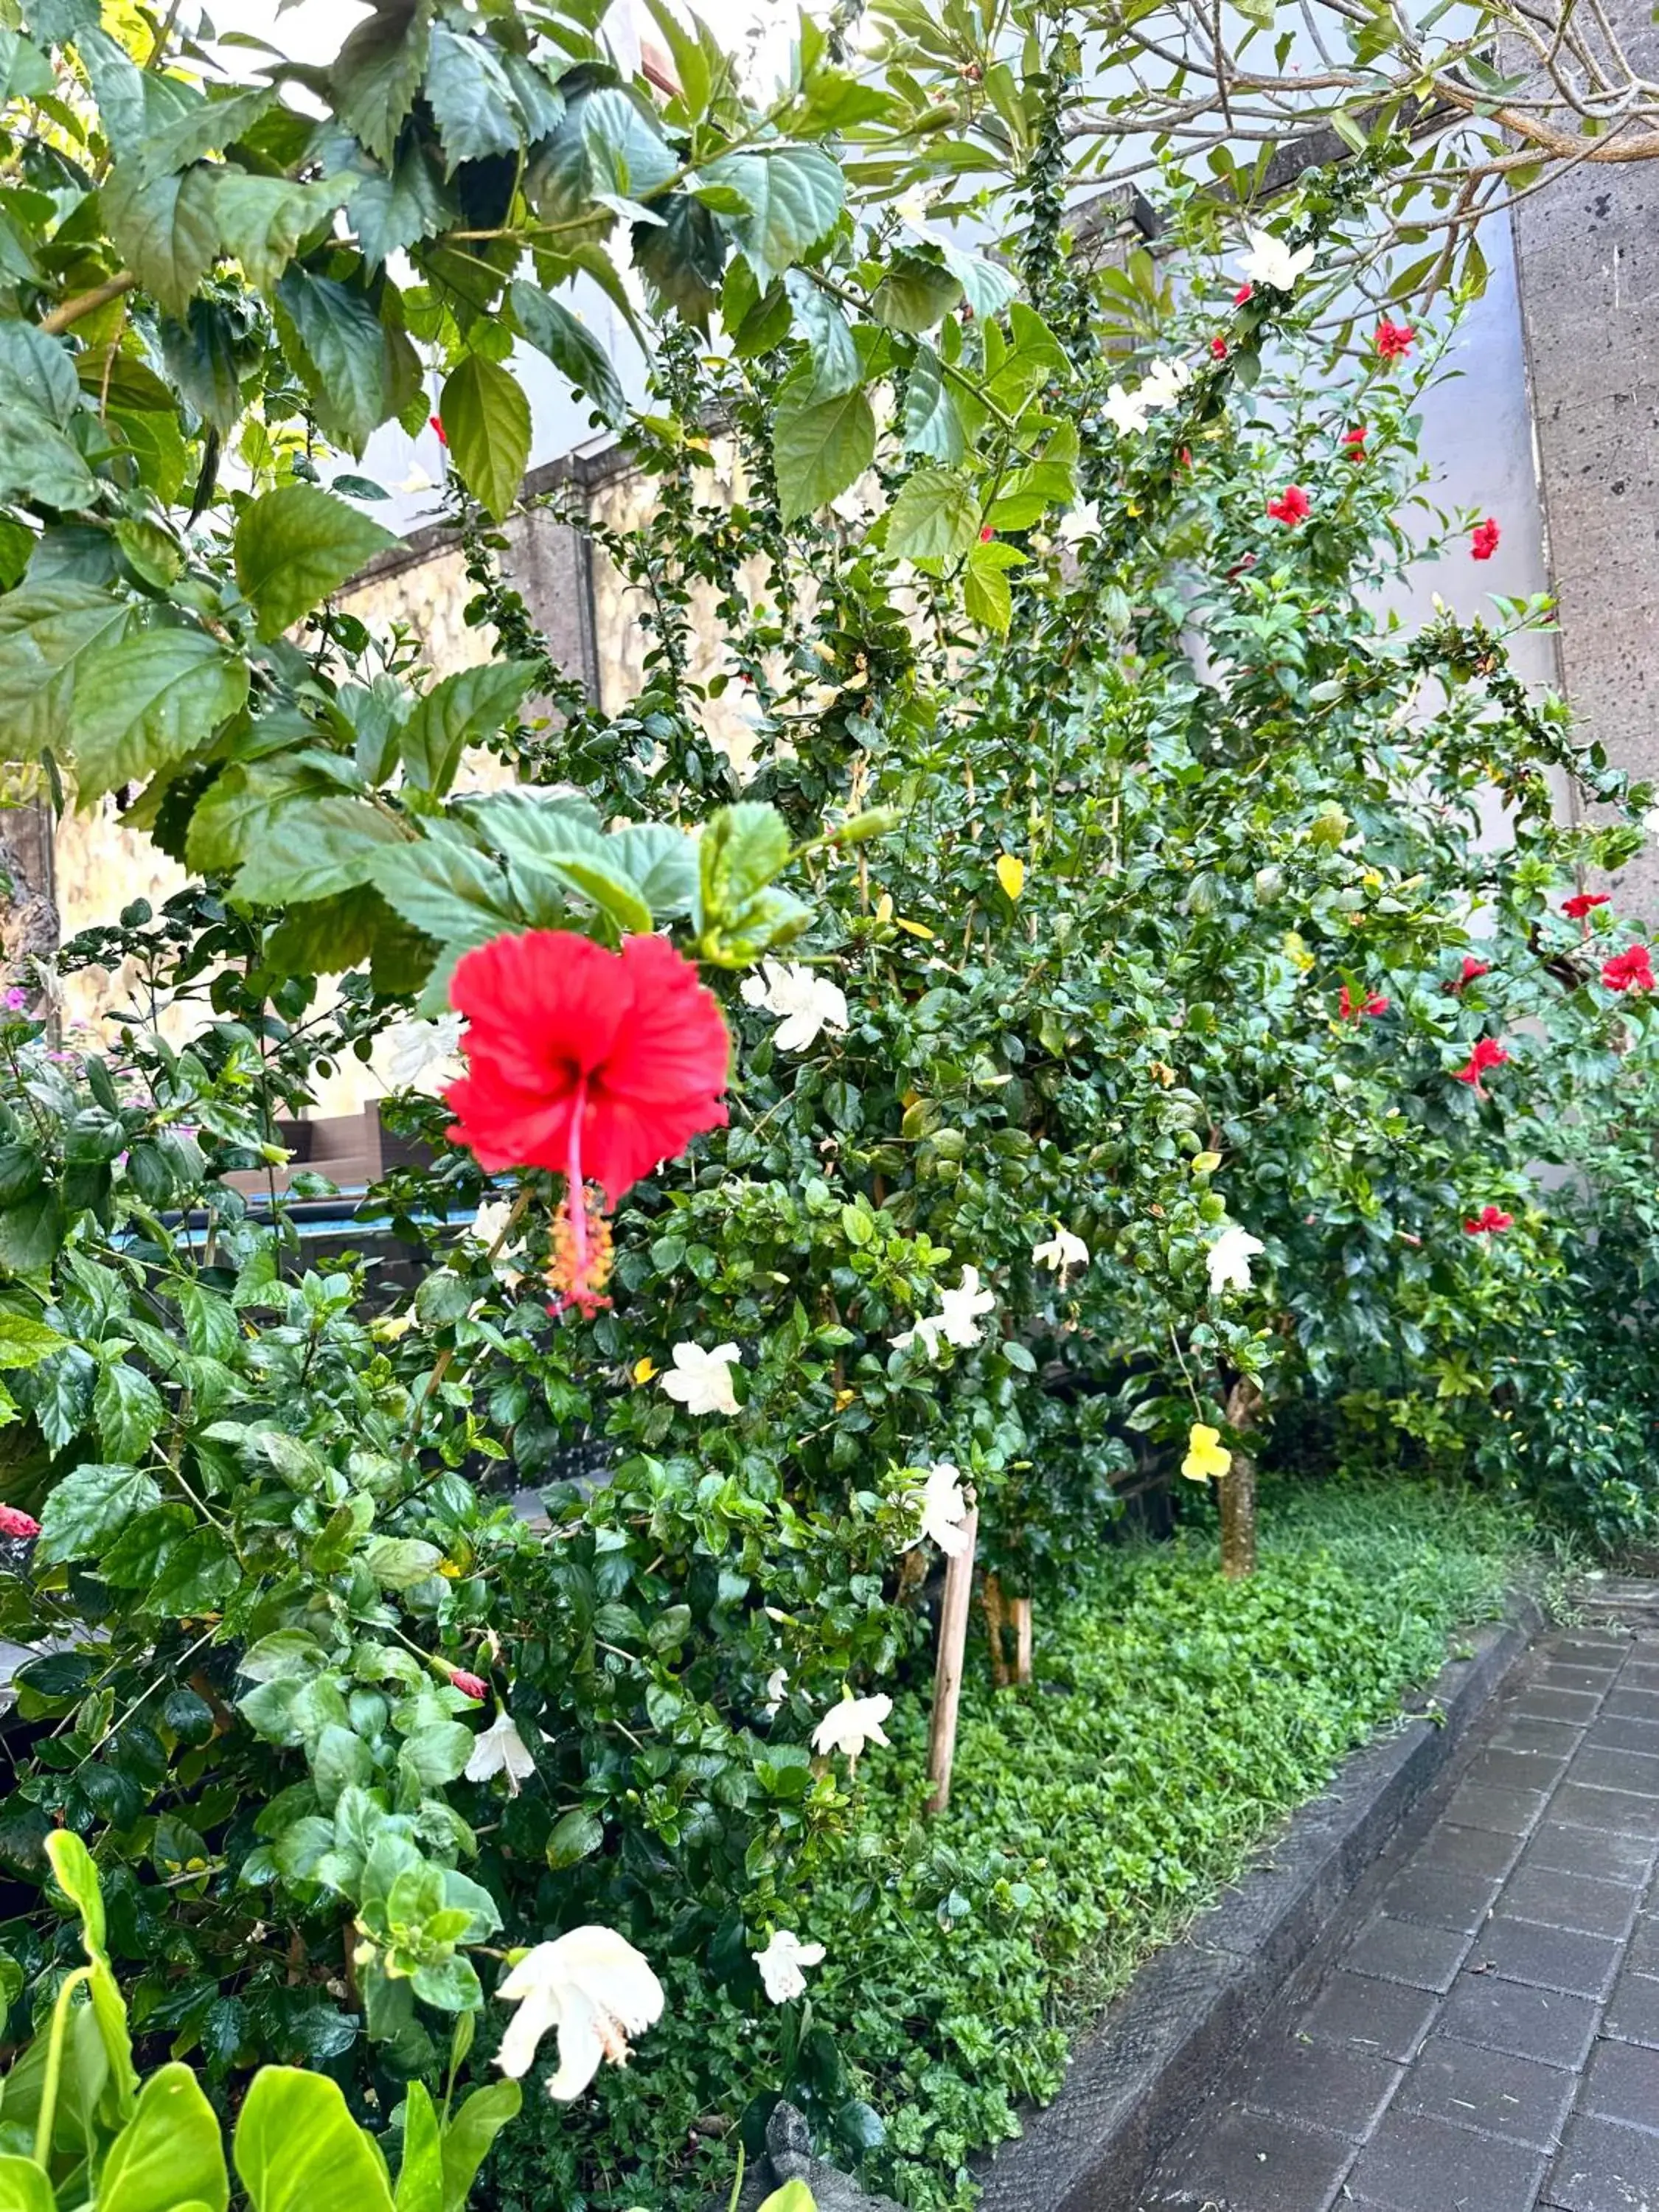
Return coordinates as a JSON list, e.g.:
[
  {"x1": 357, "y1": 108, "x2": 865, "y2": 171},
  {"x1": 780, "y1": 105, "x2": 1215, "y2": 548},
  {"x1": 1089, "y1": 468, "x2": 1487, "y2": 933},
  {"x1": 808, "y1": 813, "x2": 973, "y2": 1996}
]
[
  {"x1": 544, "y1": 1992, "x2": 607, "y2": 2101},
  {"x1": 495, "y1": 1978, "x2": 560, "y2": 2079}
]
